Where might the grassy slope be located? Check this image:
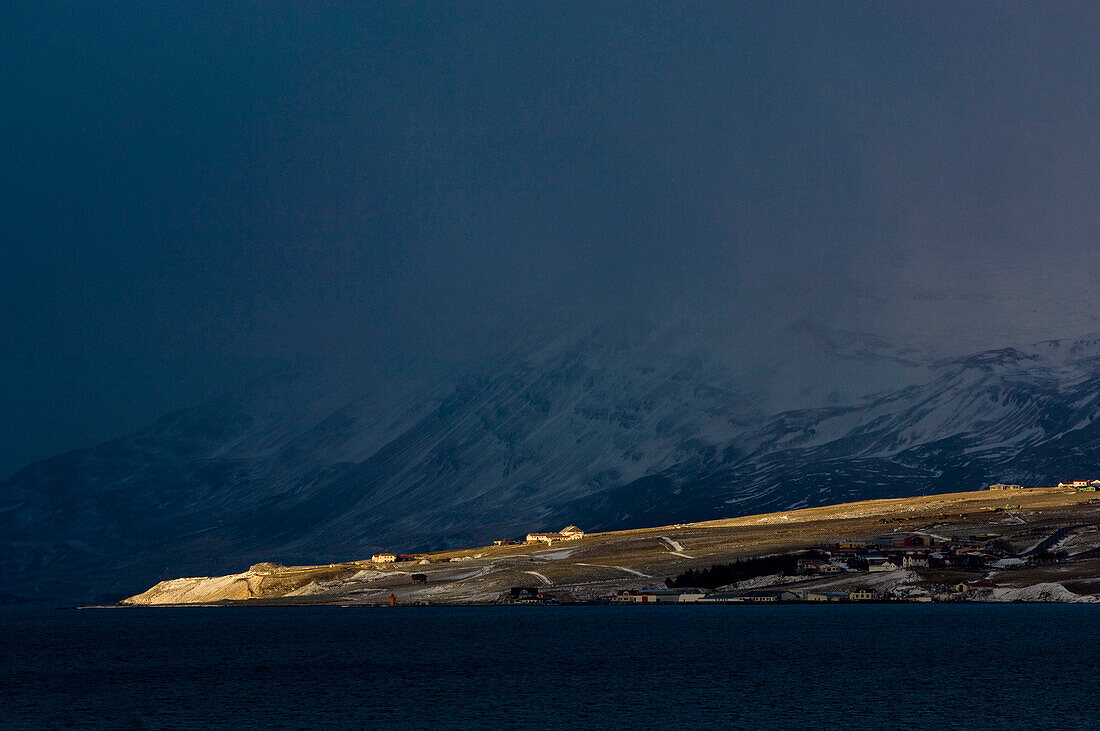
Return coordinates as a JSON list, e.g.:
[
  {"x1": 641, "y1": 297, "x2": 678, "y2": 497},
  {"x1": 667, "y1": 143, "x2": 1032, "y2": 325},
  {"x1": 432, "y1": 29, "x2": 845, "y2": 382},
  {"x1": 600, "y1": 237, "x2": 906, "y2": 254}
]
[{"x1": 123, "y1": 488, "x2": 1100, "y2": 605}]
